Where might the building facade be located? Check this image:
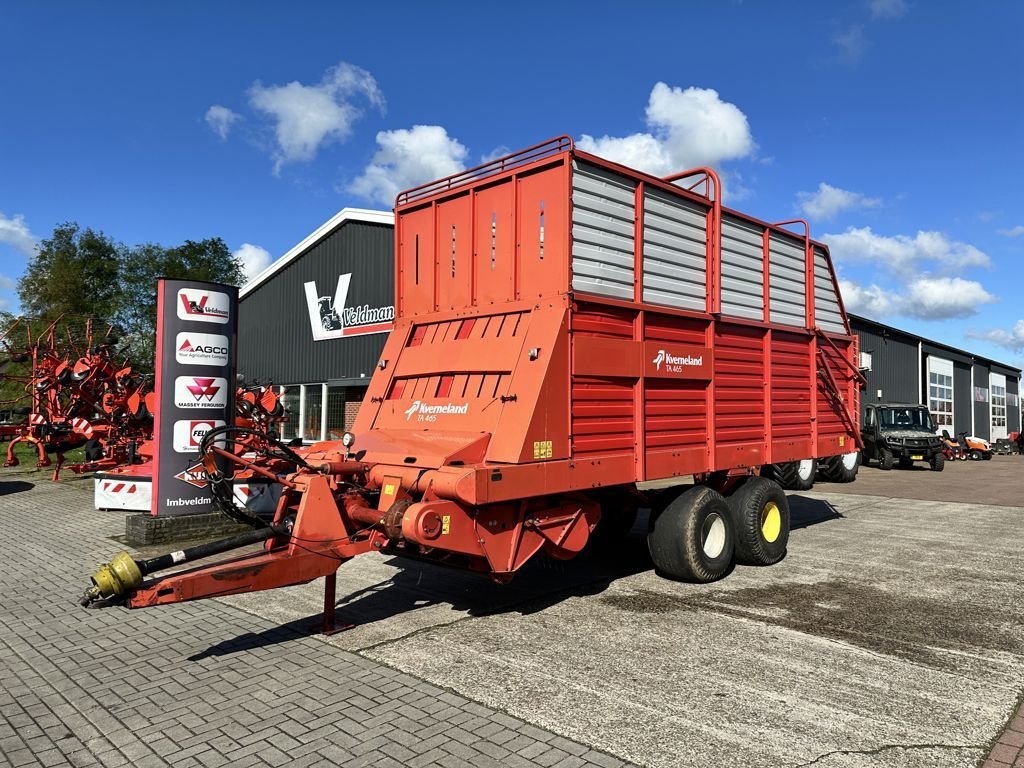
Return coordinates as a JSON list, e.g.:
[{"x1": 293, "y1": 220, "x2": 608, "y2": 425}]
[
  {"x1": 237, "y1": 209, "x2": 1022, "y2": 444},
  {"x1": 237, "y1": 208, "x2": 394, "y2": 442},
  {"x1": 851, "y1": 314, "x2": 1021, "y2": 441}
]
